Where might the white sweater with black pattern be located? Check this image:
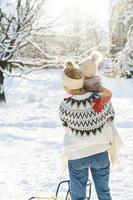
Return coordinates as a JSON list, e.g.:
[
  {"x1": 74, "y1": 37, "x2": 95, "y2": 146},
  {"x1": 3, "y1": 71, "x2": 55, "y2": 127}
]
[{"x1": 59, "y1": 92, "x2": 123, "y2": 164}]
